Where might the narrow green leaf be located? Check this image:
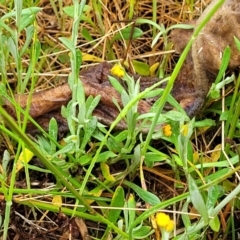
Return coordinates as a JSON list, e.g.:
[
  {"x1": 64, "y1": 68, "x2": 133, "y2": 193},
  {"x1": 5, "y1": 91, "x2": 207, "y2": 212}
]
[
  {"x1": 127, "y1": 194, "x2": 136, "y2": 227},
  {"x1": 133, "y1": 226, "x2": 153, "y2": 239},
  {"x1": 108, "y1": 186, "x2": 125, "y2": 224},
  {"x1": 132, "y1": 60, "x2": 150, "y2": 76},
  {"x1": 108, "y1": 76, "x2": 125, "y2": 94},
  {"x1": 63, "y1": 5, "x2": 91, "y2": 17},
  {"x1": 59, "y1": 37, "x2": 75, "y2": 53},
  {"x1": 144, "y1": 152, "x2": 168, "y2": 162},
  {"x1": 79, "y1": 154, "x2": 92, "y2": 165},
  {"x1": 85, "y1": 95, "x2": 101, "y2": 118},
  {"x1": 206, "y1": 185, "x2": 224, "y2": 209},
  {"x1": 168, "y1": 23, "x2": 195, "y2": 31},
  {"x1": 124, "y1": 180, "x2": 161, "y2": 205},
  {"x1": 76, "y1": 49, "x2": 82, "y2": 71},
  {"x1": 7, "y1": 36, "x2": 17, "y2": 63},
  {"x1": 51, "y1": 142, "x2": 74, "y2": 158},
  {"x1": 2, "y1": 150, "x2": 10, "y2": 175},
  {"x1": 19, "y1": 14, "x2": 35, "y2": 32},
  {"x1": 49, "y1": 117, "x2": 58, "y2": 153},
  {"x1": 215, "y1": 46, "x2": 231, "y2": 84},
  {"x1": 20, "y1": 25, "x2": 34, "y2": 56},
  {"x1": 143, "y1": 89, "x2": 162, "y2": 99},
  {"x1": 82, "y1": 27, "x2": 93, "y2": 42},
  {"x1": 234, "y1": 36, "x2": 240, "y2": 52},
  {"x1": 97, "y1": 151, "x2": 117, "y2": 162},
  {"x1": 1, "y1": 7, "x2": 41, "y2": 21},
  {"x1": 112, "y1": 27, "x2": 143, "y2": 42},
  {"x1": 194, "y1": 119, "x2": 216, "y2": 128},
  {"x1": 188, "y1": 175, "x2": 208, "y2": 222},
  {"x1": 209, "y1": 215, "x2": 220, "y2": 232},
  {"x1": 181, "y1": 200, "x2": 191, "y2": 228},
  {"x1": 80, "y1": 117, "x2": 97, "y2": 151}
]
